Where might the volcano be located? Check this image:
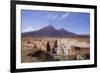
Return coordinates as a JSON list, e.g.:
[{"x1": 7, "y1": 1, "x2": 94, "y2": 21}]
[{"x1": 22, "y1": 25, "x2": 79, "y2": 37}]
